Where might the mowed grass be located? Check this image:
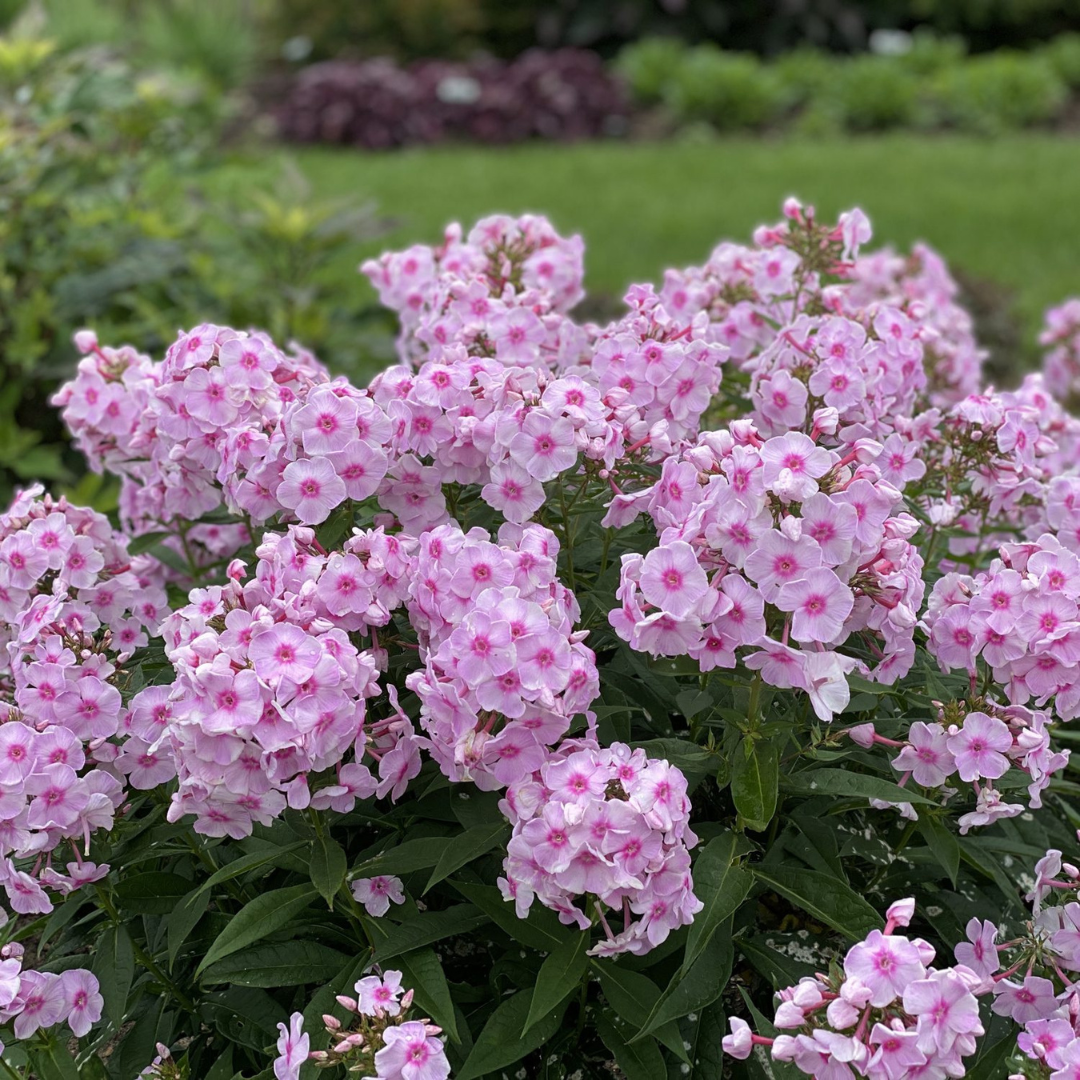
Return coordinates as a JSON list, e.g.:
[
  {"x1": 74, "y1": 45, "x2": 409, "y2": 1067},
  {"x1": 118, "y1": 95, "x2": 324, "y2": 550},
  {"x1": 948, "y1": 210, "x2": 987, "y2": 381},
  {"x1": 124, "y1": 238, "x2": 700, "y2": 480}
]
[{"x1": 281, "y1": 134, "x2": 1080, "y2": 348}]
